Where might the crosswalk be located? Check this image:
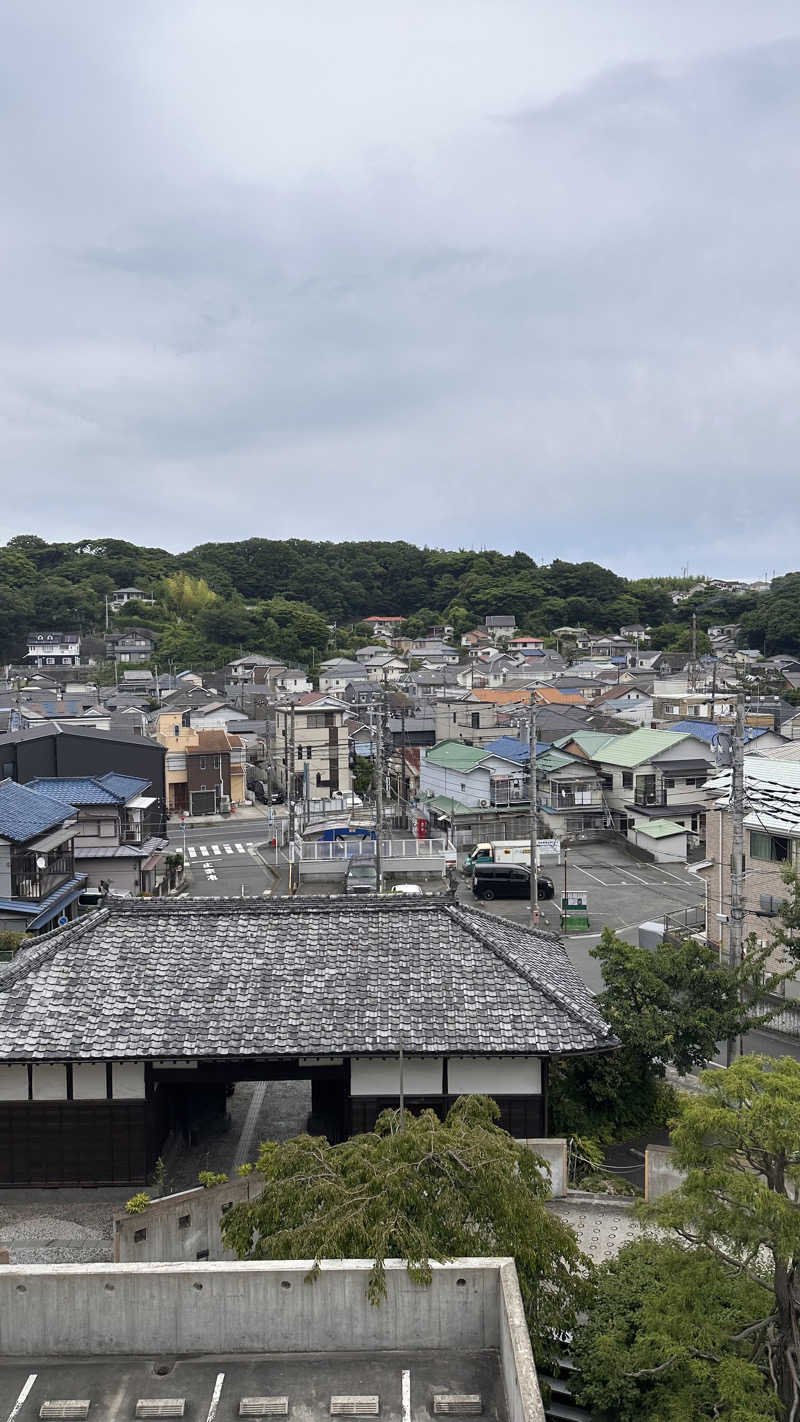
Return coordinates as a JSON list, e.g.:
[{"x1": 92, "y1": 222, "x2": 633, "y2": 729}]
[{"x1": 185, "y1": 842, "x2": 257, "y2": 861}]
